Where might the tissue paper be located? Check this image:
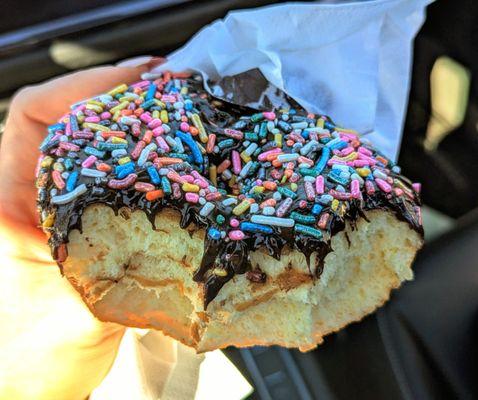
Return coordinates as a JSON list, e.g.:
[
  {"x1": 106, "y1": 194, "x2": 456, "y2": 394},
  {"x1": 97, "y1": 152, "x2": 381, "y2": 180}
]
[{"x1": 149, "y1": 0, "x2": 433, "y2": 160}]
